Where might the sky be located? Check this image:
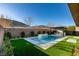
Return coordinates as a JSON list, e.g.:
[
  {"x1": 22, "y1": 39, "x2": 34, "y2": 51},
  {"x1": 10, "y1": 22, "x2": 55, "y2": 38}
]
[{"x1": 0, "y1": 3, "x2": 75, "y2": 26}]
